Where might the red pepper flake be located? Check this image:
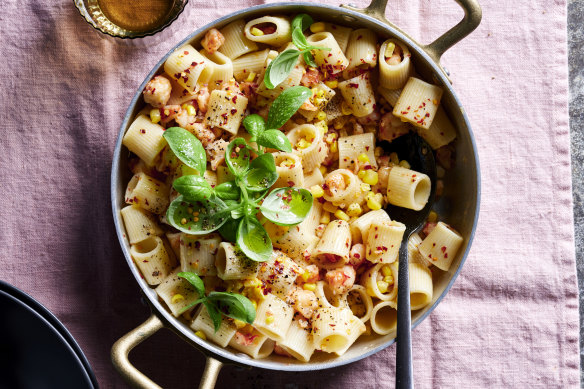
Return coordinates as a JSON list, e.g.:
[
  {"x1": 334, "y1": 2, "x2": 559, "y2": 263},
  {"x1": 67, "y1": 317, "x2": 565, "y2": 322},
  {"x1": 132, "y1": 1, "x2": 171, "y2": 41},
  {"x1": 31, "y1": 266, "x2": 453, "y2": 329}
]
[
  {"x1": 441, "y1": 246, "x2": 447, "y2": 253},
  {"x1": 356, "y1": 35, "x2": 362, "y2": 40},
  {"x1": 232, "y1": 95, "x2": 238, "y2": 103},
  {"x1": 287, "y1": 181, "x2": 295, "y2": 187},
  {"x1": 183, "y1": 51, "x2": 189, "y2": 55},
  {"x1": 349, "y1": 83, "x2": 359, "y2": 88},
  {"x1": 231, "y1": 109, "x2": 237, "y2": 115},
  {"x1": 140, "y1": 129, "x2": 146, "y2": 134}
]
